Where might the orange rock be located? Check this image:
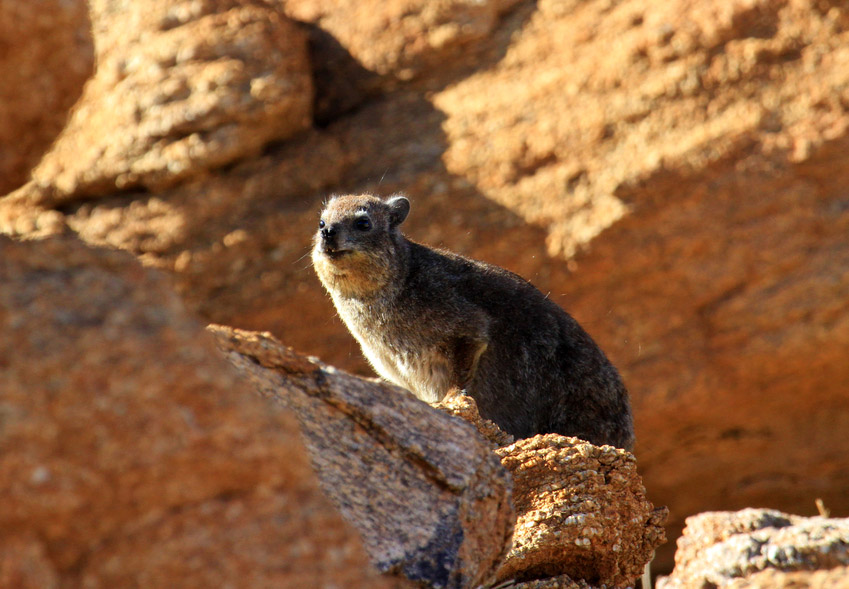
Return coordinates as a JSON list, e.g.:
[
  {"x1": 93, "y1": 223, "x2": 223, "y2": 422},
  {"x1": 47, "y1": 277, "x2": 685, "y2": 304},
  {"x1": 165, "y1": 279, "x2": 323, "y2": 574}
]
[
  {"x1": 2, "y1": 0, "x2": 849, "y2": 573},
  {"x1": 211, "y1": 326, "x2": 515, "y2": 588},
  {"x1": 659, "y1": 509, "x2": 849, "y2": 588},
  {"x1": 0, "y1": 0, "x2": 93, "y2": 194},
  {"x1": 435, "y1": 394, "x2": 665, "y2": 587},
  {"x1": 281, "y1": 0, "x2": 524, "y2": 83},
  {"x1": 0, "y1": 234, "x2": 396, "y2": 588},
  {"x1": 726, "y1": 566, "x2": 849, "y2": 589},
  {"x1": 19, "y1": 0, "x2": 312, "y2": 204},
  {"x1": 495, "y1": 436, "x2": 666, "y2": 587}
]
